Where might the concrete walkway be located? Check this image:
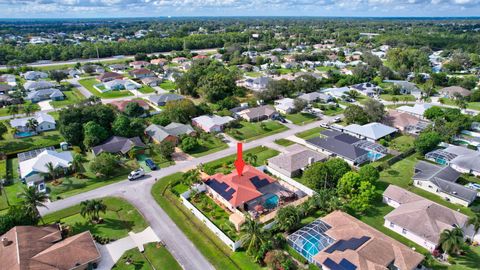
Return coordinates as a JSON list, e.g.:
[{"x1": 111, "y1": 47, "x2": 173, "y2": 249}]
[{"x1": 98, "y1": 226, "x2": 160, "y2": 270}]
